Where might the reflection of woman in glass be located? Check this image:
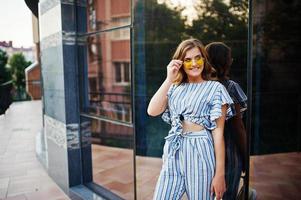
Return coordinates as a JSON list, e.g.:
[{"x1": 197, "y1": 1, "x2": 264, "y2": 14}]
[
  {"x1": 147, "y1": 38, "x2": 234, "y2": 200},
  {"x1": 205, "y1": 42, "x2": 248, "y2": 200}
]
